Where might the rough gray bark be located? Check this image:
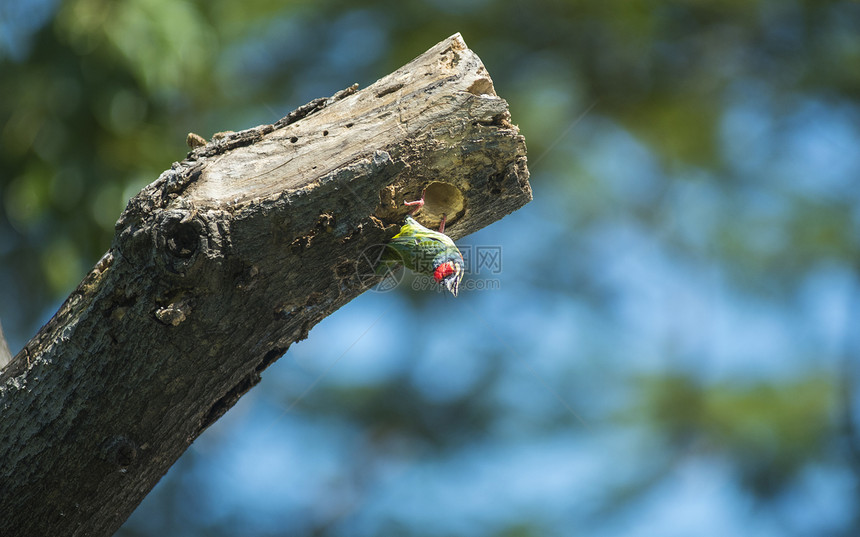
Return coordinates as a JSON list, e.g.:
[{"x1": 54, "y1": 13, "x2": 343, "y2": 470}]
[{"x1": 0, "y1": 33, "x2": 531, "y2": 537}]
